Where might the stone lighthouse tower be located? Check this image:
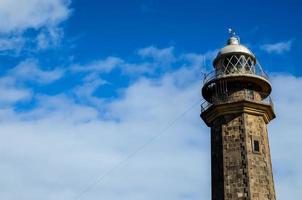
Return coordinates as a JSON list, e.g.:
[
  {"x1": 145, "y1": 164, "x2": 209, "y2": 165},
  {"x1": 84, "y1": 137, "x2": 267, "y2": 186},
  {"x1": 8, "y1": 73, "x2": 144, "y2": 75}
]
[{"x1": 200, "y1": 31, "x2": 276, "y2": 200}]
